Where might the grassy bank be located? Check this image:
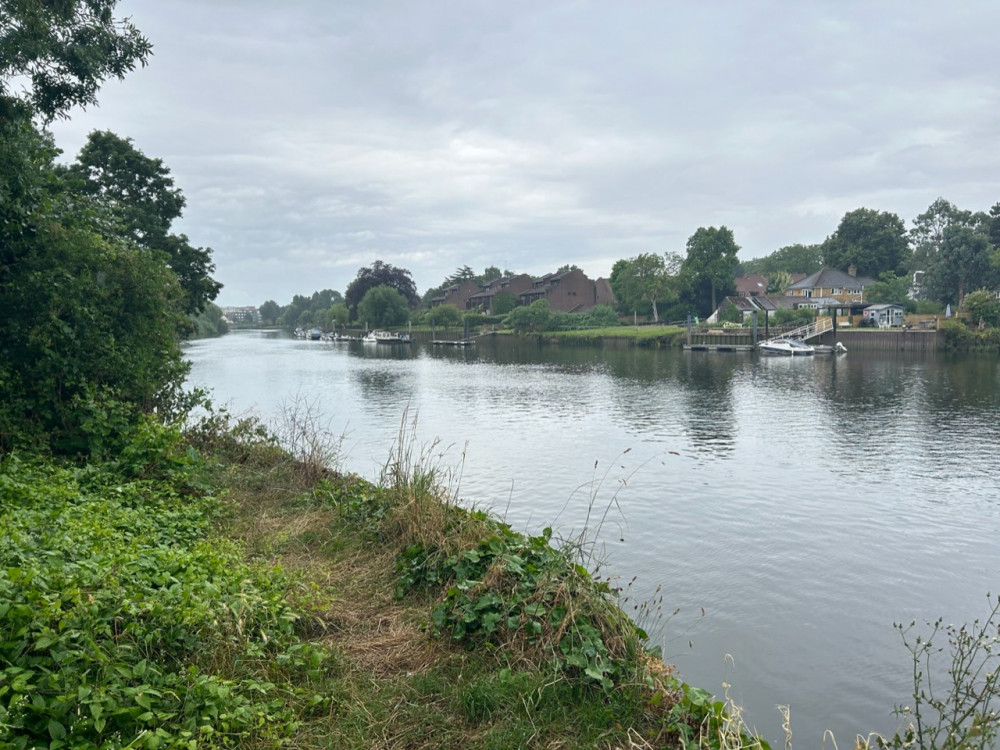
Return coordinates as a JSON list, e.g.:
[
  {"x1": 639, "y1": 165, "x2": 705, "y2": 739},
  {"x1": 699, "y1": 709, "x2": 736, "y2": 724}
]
[
  {"x1": 0, "y1": 414, "x2": 772, "y2": 749},
  {"x1": 538, "y1": 326, "x2": 686, "y2": 347}
]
